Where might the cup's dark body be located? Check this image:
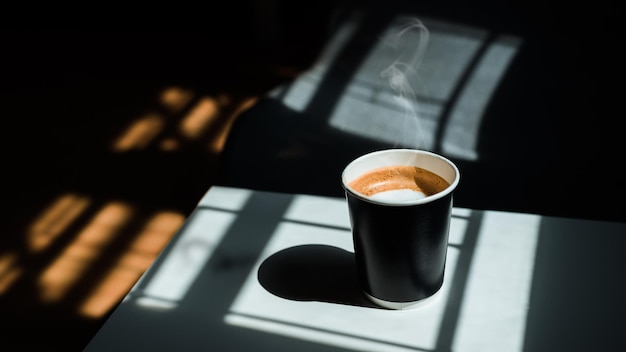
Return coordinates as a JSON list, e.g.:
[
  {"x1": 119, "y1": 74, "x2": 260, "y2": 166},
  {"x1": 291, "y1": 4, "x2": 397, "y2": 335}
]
[
  {"x1": 346, "y1": 191, "x2": 453, "y2": 303},
  {"x1": 341, "y1": 149, "x2": 459, "y2": 308}
]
